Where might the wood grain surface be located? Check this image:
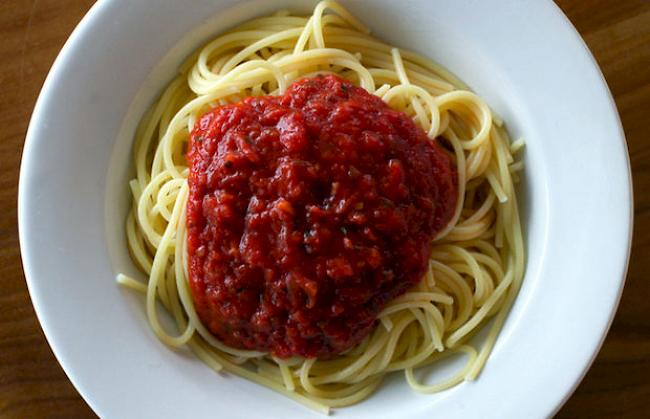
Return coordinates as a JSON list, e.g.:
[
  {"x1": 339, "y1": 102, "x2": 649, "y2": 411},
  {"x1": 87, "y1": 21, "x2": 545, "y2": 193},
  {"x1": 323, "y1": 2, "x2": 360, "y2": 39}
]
[{"x1": 1, "y1": 1, "x2": 648, "y2": 417}]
